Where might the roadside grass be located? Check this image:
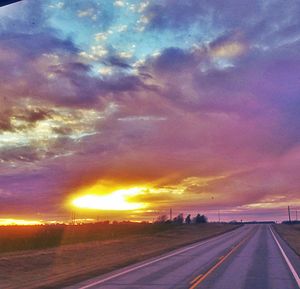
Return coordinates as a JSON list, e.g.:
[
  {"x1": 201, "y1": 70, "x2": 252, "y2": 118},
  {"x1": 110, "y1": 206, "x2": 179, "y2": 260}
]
[
  {"x1": 274, "y1": 224, "x2": 300, "y2": 255},
  {"x1": 0, "y1": 223, "x2": 239, "y2": 289}
]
